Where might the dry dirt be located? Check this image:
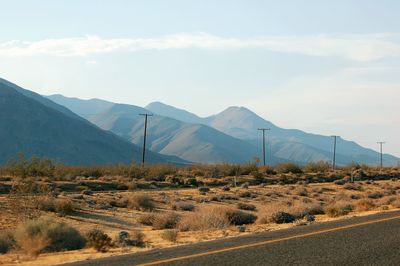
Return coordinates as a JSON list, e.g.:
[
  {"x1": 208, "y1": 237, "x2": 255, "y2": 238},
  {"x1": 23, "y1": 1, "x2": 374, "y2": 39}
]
[{"x1": 1, "y1": 179, "x2": 400, "y2": 265}]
